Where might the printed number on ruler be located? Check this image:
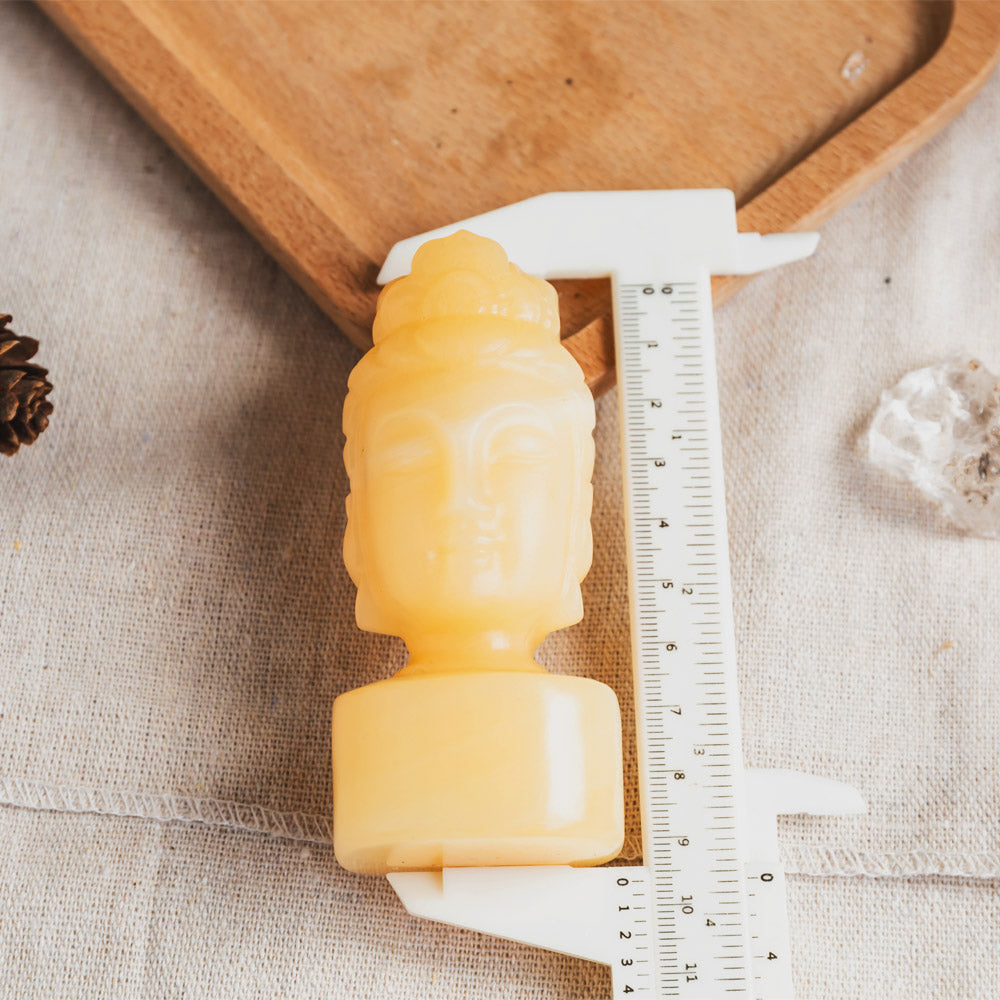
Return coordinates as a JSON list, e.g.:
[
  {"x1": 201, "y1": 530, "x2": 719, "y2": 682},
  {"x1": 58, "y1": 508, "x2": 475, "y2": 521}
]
[
  {"x1": 612, "y1": 869, "x2": 654, "y2": 997},
  {"x1": 618, "y1": 278, "x2": 752, "y2": 997}
]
